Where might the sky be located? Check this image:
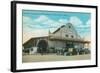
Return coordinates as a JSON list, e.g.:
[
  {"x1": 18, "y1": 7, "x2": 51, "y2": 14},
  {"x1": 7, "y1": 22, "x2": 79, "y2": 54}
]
[{"x1": 22, "y1": 10, "x2": 91, "y2": 43}]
